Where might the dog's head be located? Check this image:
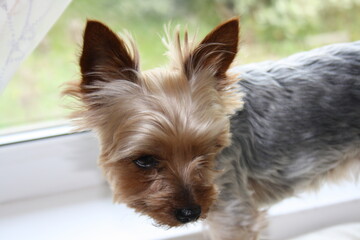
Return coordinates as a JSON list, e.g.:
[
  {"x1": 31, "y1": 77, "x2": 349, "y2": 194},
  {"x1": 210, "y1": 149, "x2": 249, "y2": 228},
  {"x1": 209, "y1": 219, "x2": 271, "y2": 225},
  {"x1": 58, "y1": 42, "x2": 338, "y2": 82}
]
[{"x1": 65, "y1": 18, "x2": 241, "y2": 226}]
